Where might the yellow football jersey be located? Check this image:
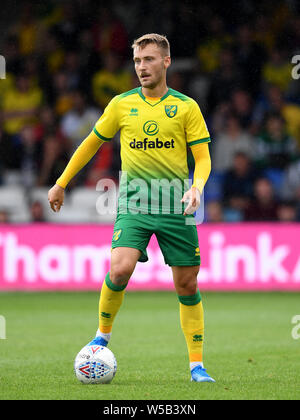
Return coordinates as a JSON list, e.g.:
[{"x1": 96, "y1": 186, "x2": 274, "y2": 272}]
[{"x1": 93, "y1": 87, "x2": 211, "y2": 213}]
